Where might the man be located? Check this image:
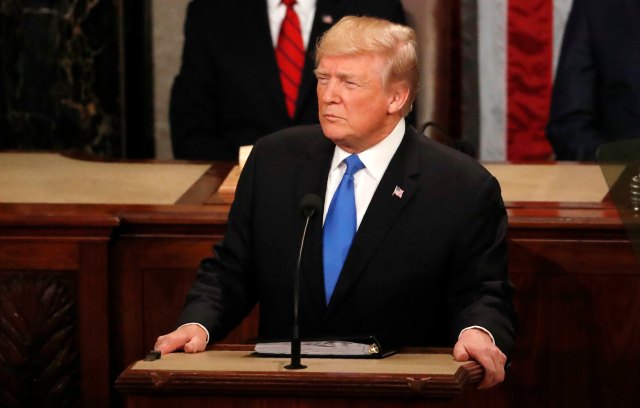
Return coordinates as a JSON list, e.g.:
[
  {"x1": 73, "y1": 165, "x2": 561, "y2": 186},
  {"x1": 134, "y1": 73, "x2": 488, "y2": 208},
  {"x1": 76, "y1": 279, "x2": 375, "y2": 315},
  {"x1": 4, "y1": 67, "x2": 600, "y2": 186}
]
[
  {"x1": 170, "y1": 0, "x2": 406, "y2": 161},
  {"x1": 547, "y1": 0, "x2": 640, "y2": 161},
  {"x1": 157, "y1": 16, "x2": 516, "y2": 389}
]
